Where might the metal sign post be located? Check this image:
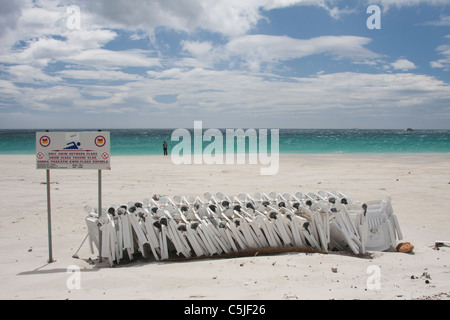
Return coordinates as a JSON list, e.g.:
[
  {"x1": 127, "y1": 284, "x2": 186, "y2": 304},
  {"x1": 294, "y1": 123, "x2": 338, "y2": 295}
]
[
  {"x1": 98, "y1": 169, "x2": 102, "y2": 263},
  {"x1": 36, "y1": 131, "x2": 111, "y2": 263},
  {"x1": 46, "y1": 169, "x2": 53, "y2": 263}
]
